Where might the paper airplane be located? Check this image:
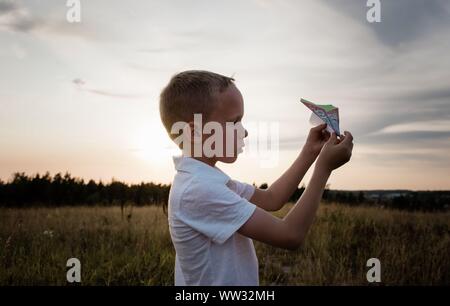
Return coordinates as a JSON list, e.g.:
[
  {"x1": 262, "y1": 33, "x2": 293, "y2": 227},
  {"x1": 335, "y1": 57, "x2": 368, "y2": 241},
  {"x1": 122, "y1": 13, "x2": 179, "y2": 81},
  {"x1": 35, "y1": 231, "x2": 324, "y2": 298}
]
[{"x1": 300, "y1": 98, "x2": 340, "y2": 135}]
